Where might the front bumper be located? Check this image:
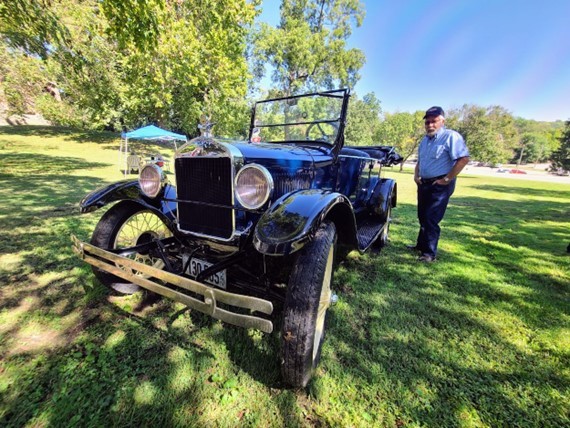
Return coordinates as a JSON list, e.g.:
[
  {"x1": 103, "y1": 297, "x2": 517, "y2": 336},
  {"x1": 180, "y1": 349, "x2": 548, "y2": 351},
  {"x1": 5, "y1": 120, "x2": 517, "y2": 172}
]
[{"x1": 71, "y1": 235, "x2": 274, "y2": 333}]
